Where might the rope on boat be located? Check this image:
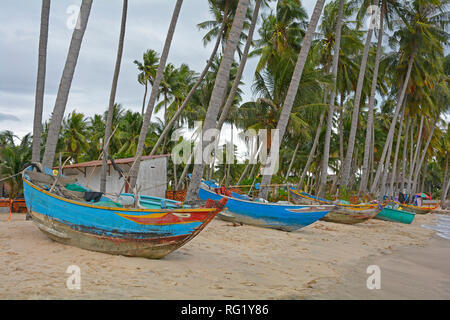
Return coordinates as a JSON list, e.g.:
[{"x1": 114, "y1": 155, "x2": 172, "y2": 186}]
[{"x1": 0, "y1": 172, "x2": 23, "y2": 183}]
